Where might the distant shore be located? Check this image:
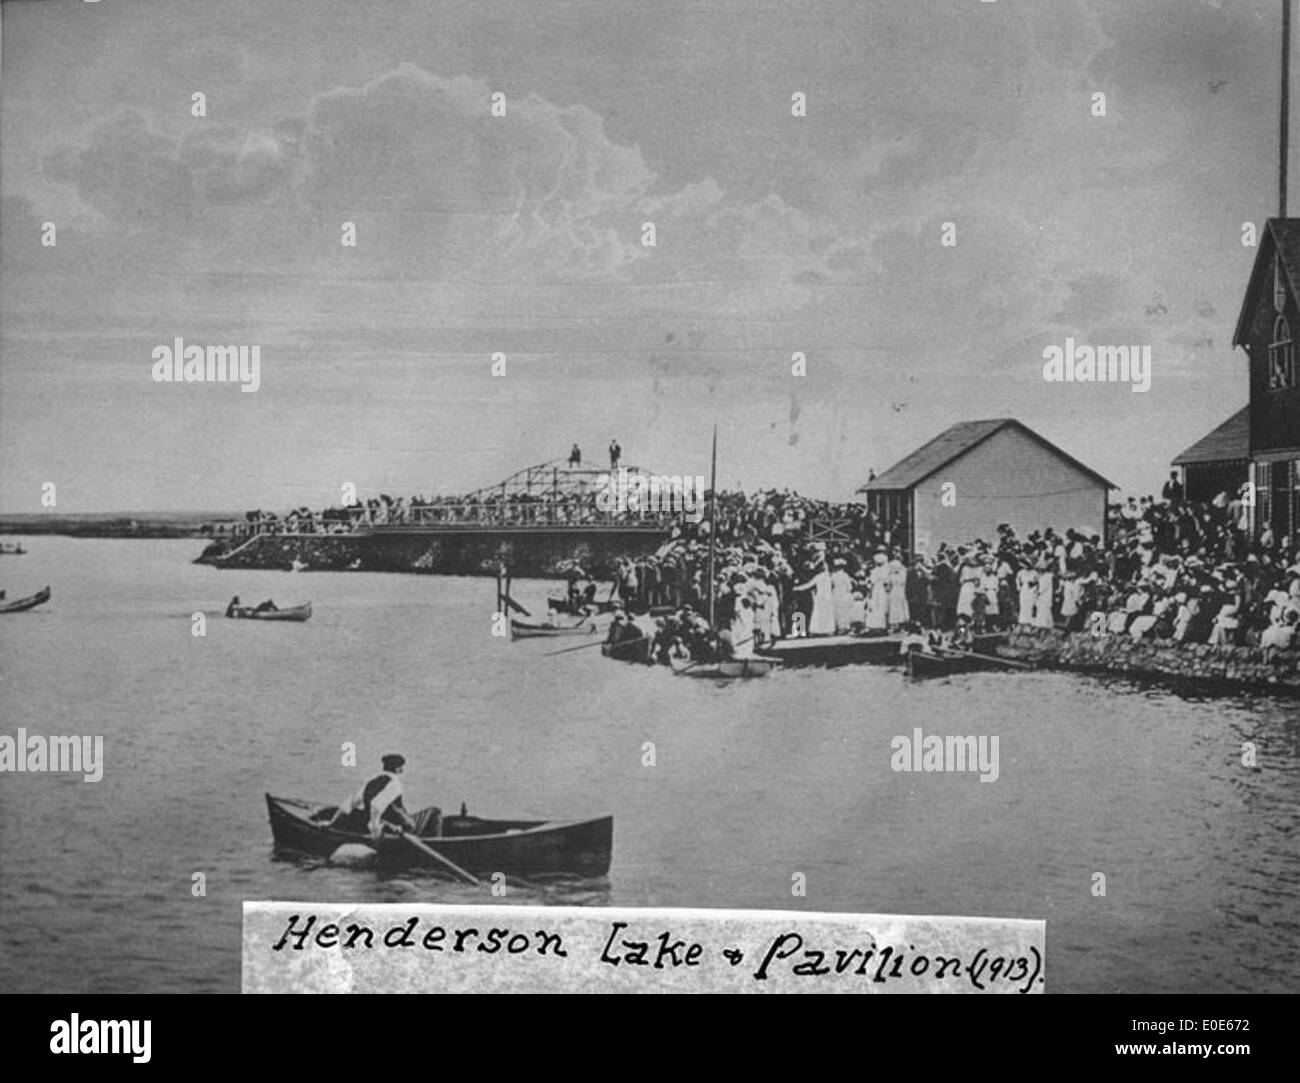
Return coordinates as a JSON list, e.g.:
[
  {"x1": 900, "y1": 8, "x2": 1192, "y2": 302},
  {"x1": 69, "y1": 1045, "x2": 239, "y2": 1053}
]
[{"x1": 0, "y1": 512, "x2": 240, "y2": 539}]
